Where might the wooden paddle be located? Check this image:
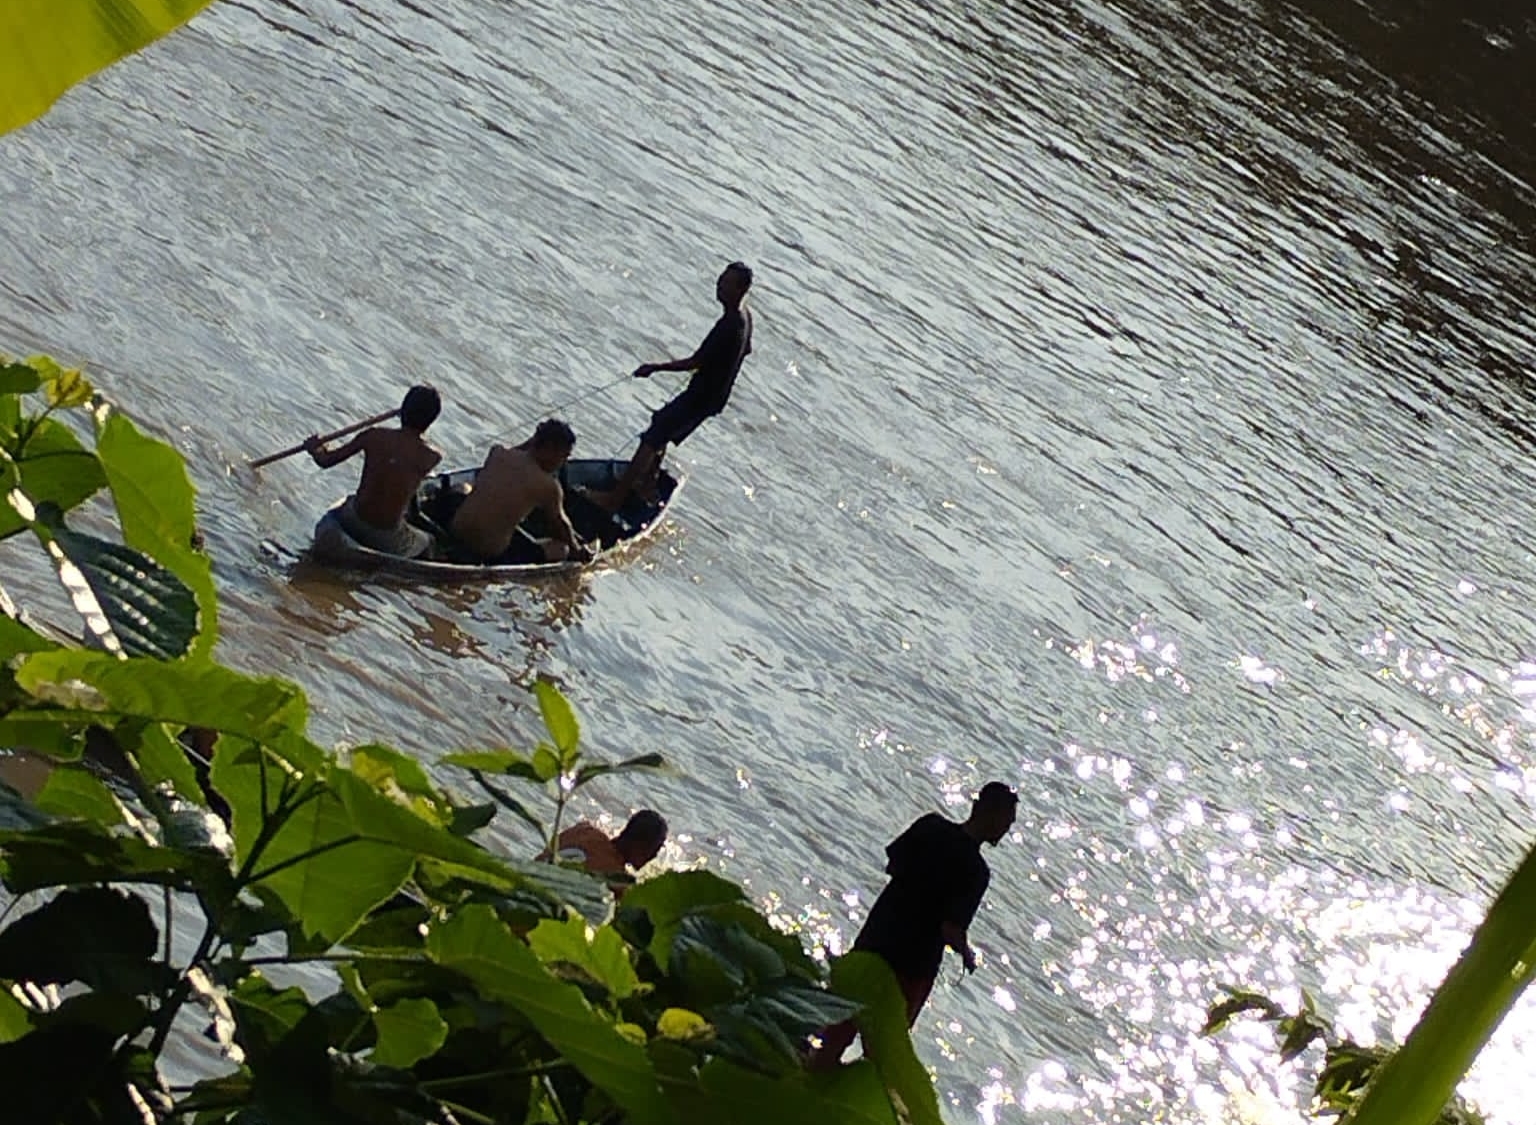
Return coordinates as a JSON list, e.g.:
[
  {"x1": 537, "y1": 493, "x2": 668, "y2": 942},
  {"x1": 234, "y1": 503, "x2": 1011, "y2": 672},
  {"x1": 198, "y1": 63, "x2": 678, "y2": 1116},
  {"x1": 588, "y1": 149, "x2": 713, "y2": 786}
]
[{"x1": 249, "y1": 409, "x2": 398, "y2": 469}]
